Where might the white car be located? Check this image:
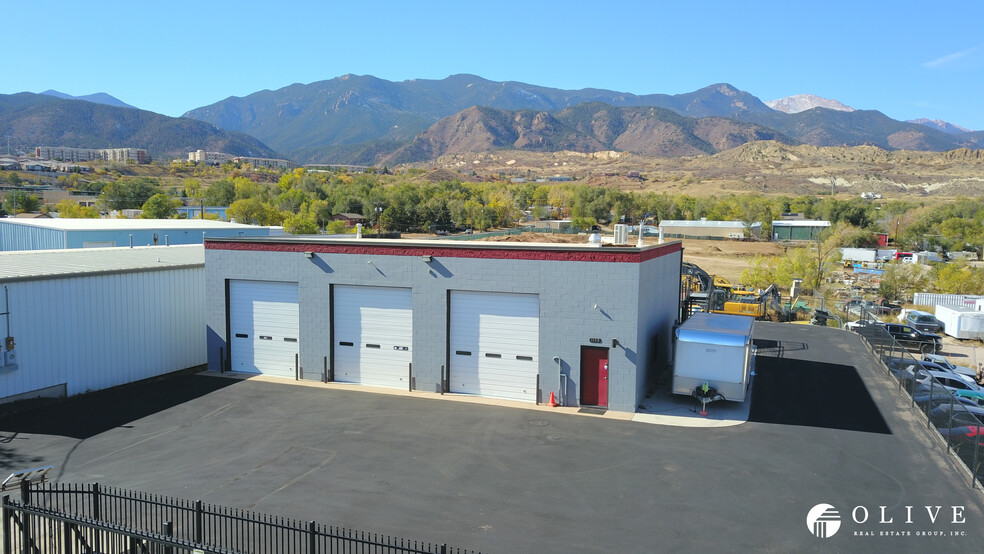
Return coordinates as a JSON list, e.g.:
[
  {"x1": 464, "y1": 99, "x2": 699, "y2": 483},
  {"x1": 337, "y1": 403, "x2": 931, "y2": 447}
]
[
  {"x1": 845, "y1": 318, "x2": 883, "y2": 332},
  {"x1": 913, "y1": 369, "x2": 981, "y2": 393}
]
